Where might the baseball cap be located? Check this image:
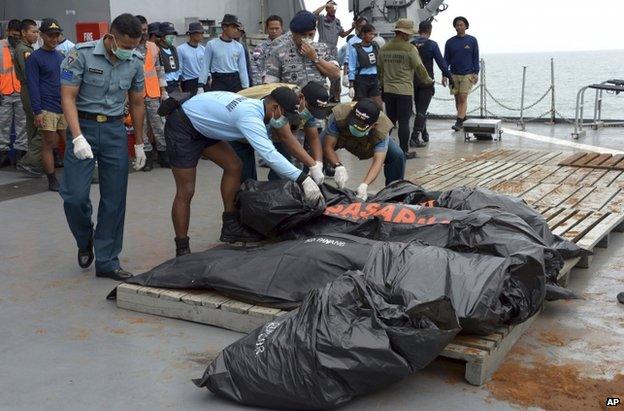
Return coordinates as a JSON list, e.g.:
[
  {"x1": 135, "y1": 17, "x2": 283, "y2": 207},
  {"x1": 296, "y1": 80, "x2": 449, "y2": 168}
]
[
  {"x1": 148, "y1": 22, "x2": 161, "y2": 36},
  {"x1": 270, "y1": 87, "x2": 301, "y2": 127},
  {"x1": 301, "y1": 81, "x2": 330, "y2": 120},
  {"x1": 393, "y1": 18, "x2": 416, "y2": 35},
  {"x1": 187, "y1": 22, "x2": 204, "y2": 34},
  {"x1": 158, "y1": 22, "x2": 178, "y2": 36},
  {"x1": 40, "y1": 18, "x2": 63, "y2": 34},
  {"x1": 348, "y1": 99, "x2": 380, "y2": 133}
]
